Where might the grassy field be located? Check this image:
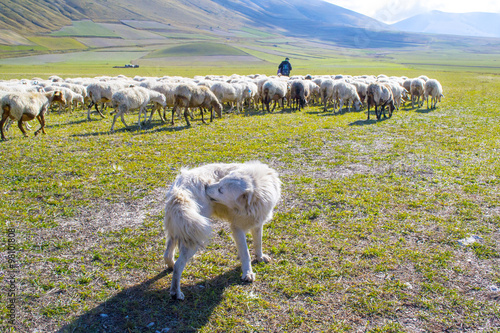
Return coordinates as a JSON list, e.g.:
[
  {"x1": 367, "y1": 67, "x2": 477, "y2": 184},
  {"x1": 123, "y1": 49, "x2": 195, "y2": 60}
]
[
  {"x1": 0, "y1": 63, "x2": 499, "y2": 332},
  {"x1": 145, "y1": 42, "x2": 250, "y2": 58}
]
